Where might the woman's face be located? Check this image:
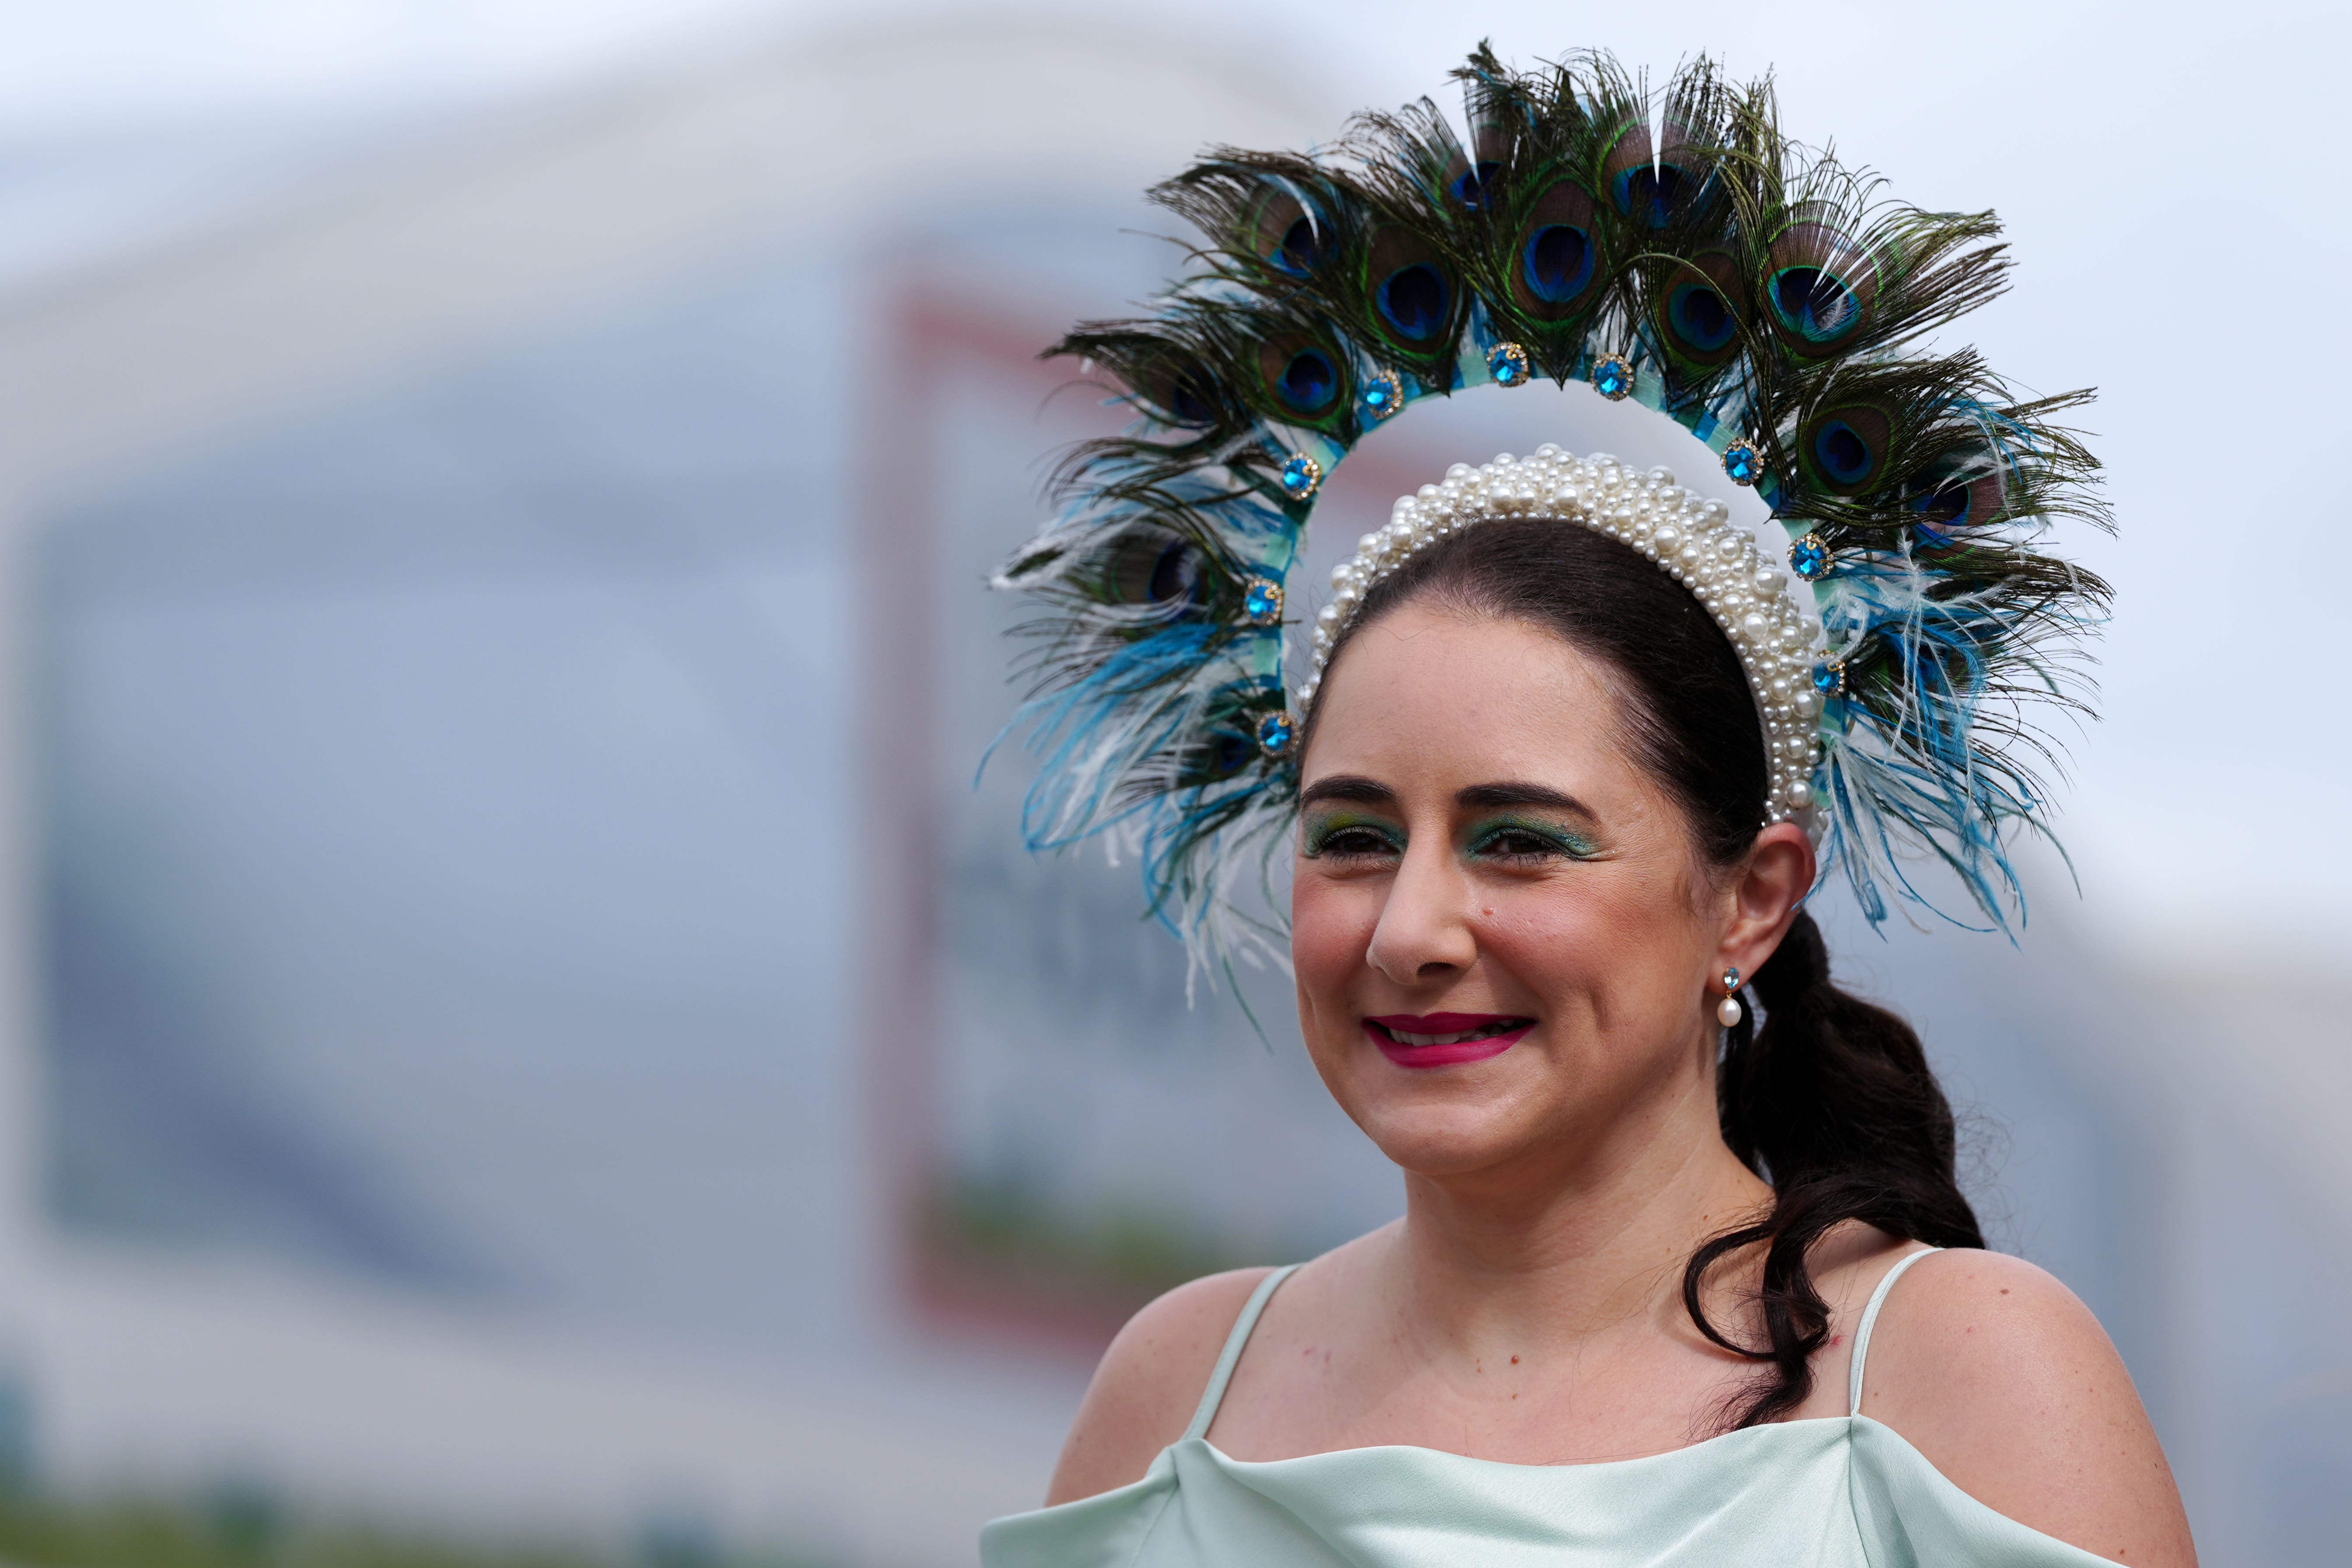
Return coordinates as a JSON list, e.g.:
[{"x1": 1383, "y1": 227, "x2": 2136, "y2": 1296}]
[{"x1": 1292, "y1": 599, "x2": 1800, "y2": 1183}]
